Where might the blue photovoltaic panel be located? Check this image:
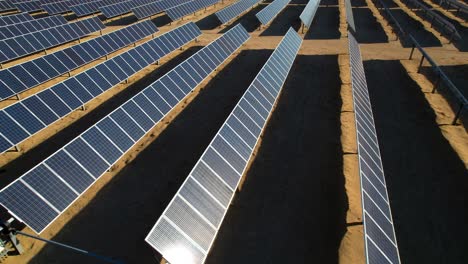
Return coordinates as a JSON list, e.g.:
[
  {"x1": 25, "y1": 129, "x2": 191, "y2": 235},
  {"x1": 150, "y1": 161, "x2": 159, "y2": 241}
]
[
  {"x1": 348, "y1": 32, "x2": 400, "y2": 264},
  {"x1": 99, "y1": 0, "x2": 153, "y2": 18},
  {"x1": 13, "y1": 0, "x2": 42, "y2": 12},
  {"x1": 145, "y1": 27, "x2": 301, "y2": 264},
  {"x1": 0, "y1": 20, "x2": 158, "y2": 101},
  {"x1": 0, "y1": 24, "x2": 248, "y2": 235},
  {"x1": 69, "y1": 0, "x2": 121, "y2": 17},
  {"x1": 0, "y1": 0, "x2": 16, "y2": 11},
  {"x1": 299, "y1": 0, "x2": 319, "y2": 28},
  {"x1": 0, "y1": 15, "x2": 67, "y2": 40},
  {"x1": 133, "y1": 0, "x2": 191, "y2": 19},
  {"x1": 0, "y1": 22, "x2": 200, "y2": 154},
  {"x1": 0, "y1": 17, "x2": 105, "y2": 63},
  {"x1": 0, "y1": 13, "x2": 34, "y2": 26},
  {"x1": 166, "y1": 0, "x2": 220, "y2": 21},
  {"x1": 255, "y1": 0, "x2": 290, "y2": 25},
  {"x1": 215, "y1": 0, "x2": 261, "y2": 24}
]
